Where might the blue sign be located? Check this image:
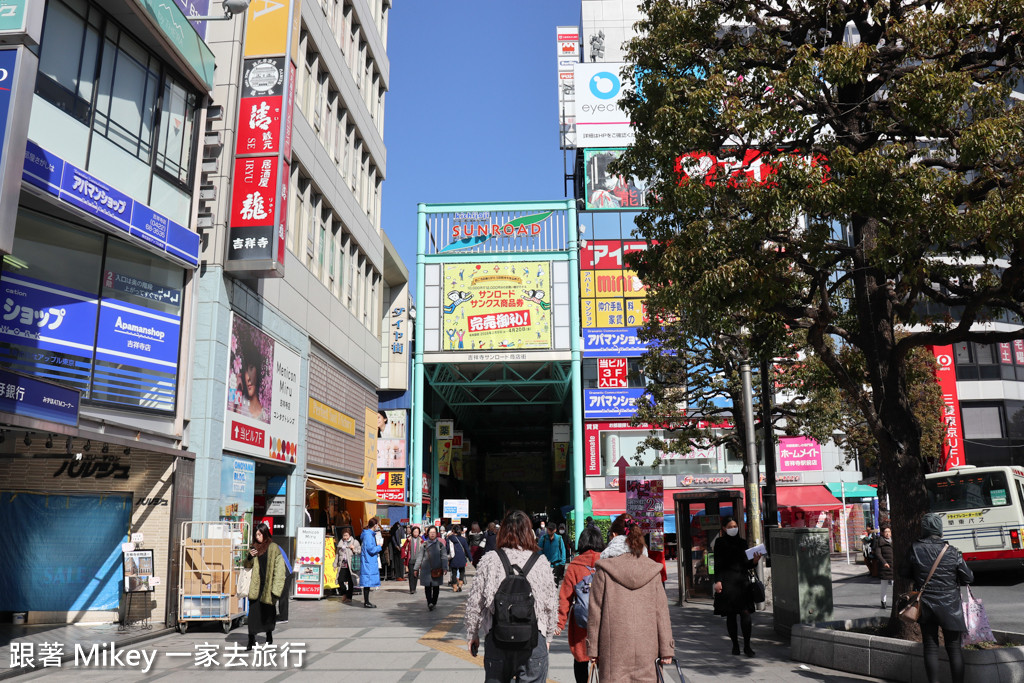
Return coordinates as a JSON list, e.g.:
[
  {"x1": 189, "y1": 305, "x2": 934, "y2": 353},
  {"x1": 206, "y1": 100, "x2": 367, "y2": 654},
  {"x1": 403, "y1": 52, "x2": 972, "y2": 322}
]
[
  {"x1": 0, "y1": 367, "x2": 80, "y2": 426},
  {"x1": 583, "y1": 327, "x2": 646, "y2": 357},
  {"x1": 0, "y1": 274, "x2": 99, "y2": 354},
  {"x1": 0, "y1": 49, "x2": 17, "y2": 159},
  {"x1": 584, "y1": 388, "x2": 644, "y2": 419},
  {"x1": 95, "y1": 299, "x2": 182, "y2": 373},
  {"x1": 21, "y1": 140, "x2": 200, "y2": 267}
]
